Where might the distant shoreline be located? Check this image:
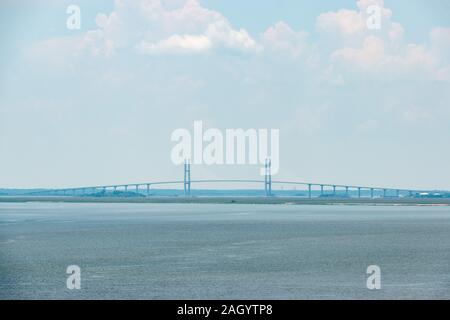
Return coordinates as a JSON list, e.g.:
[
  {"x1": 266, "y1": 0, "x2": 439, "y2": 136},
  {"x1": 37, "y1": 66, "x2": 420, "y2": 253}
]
[{"x1": 1, "y1": 196, "x2": 450, "y2": 206}]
